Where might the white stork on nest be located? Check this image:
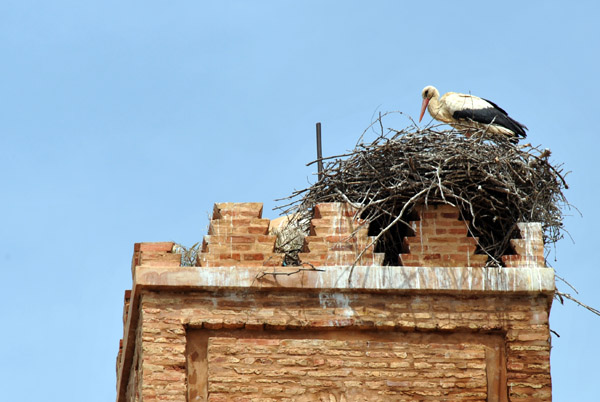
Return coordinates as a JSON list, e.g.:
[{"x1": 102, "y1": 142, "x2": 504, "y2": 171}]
[{"x1": 419, "y1": 85, "x2": 527, "y2": 143}]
